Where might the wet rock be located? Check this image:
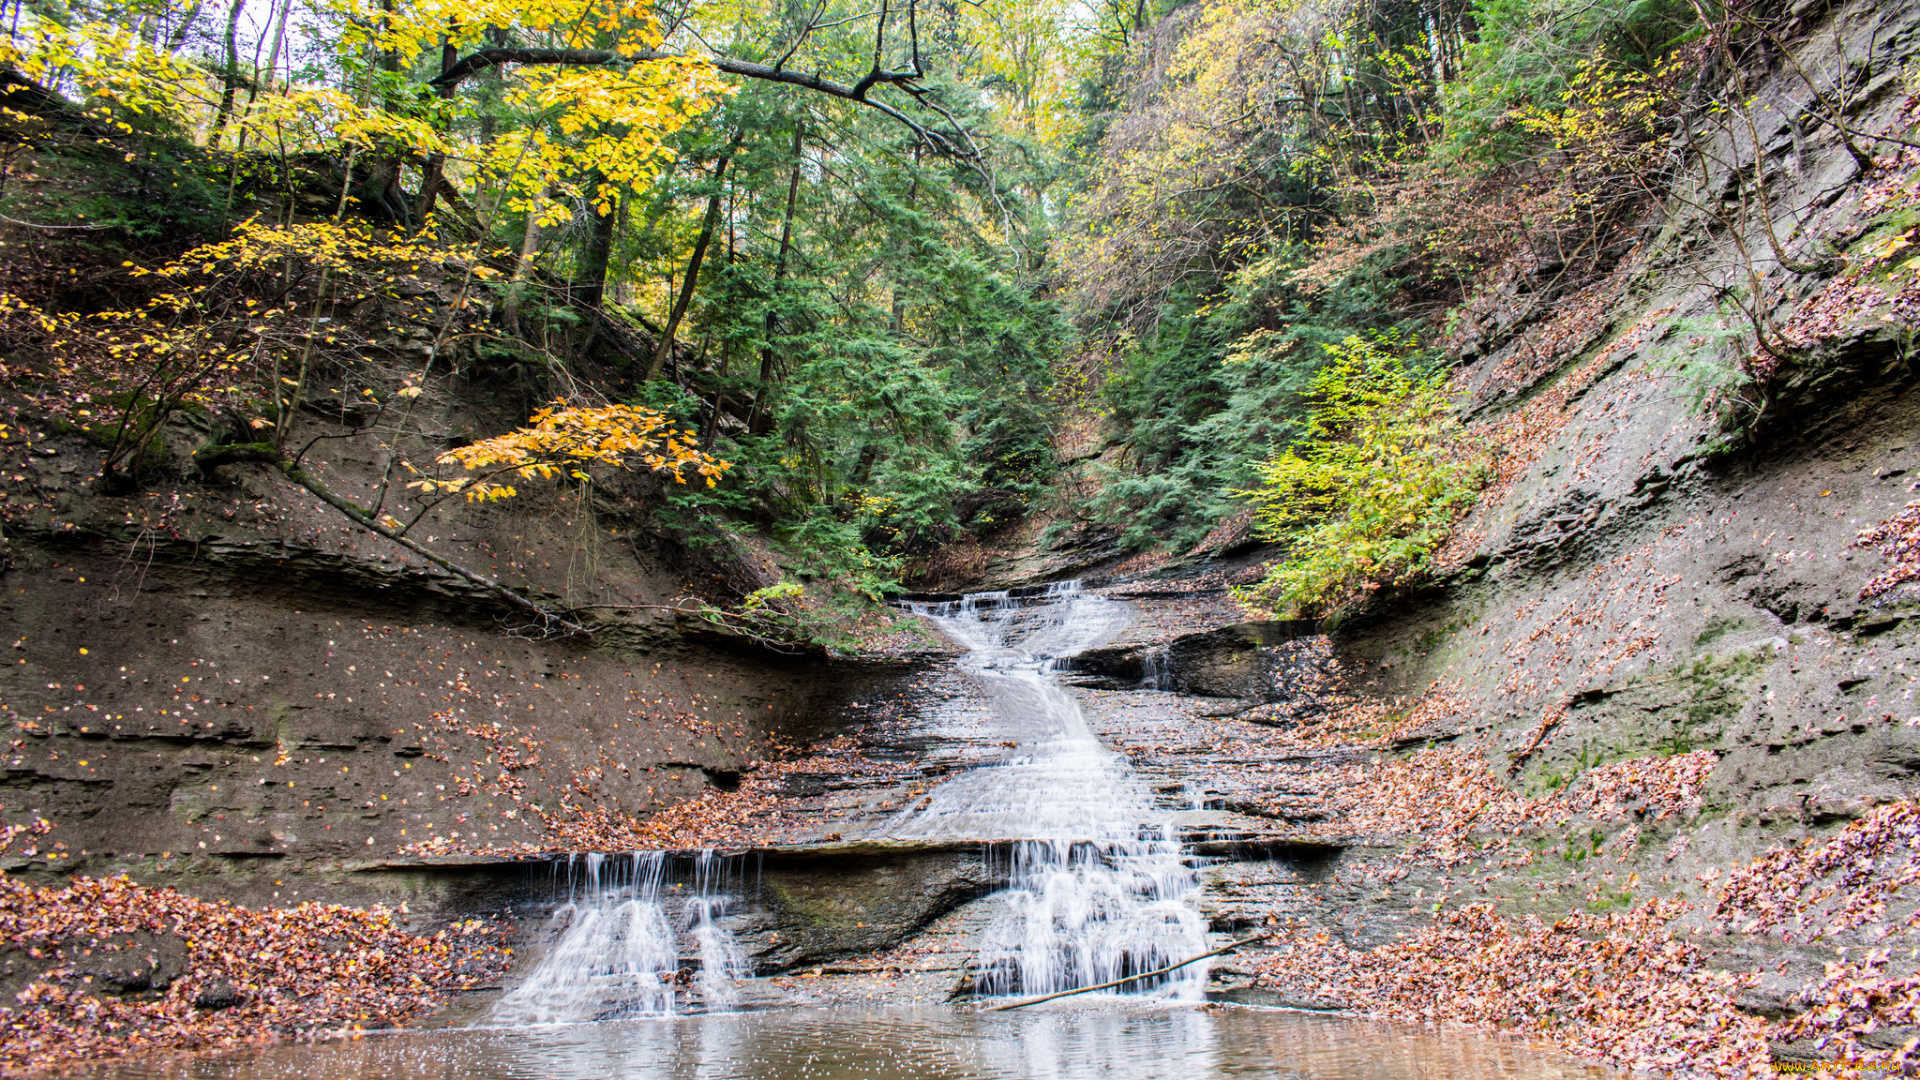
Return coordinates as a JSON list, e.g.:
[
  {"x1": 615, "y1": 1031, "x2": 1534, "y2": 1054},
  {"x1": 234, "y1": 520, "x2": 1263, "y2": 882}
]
[
  {"x1": 1207, "y1": 985, "x2": 1351, "y2": 1011},
  {"x1": 193, "y1": 981, "x2": 244, "y2": 1010},
  {"x1": 746, "y1": 845, "x2": 999, "y2": 970},
  {"x1": 90, "y1": 967, "x2": 154, "y2": 995},
  {"x1": 1075, "y1": 622, "x2": 1326, "y2": 703}
]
